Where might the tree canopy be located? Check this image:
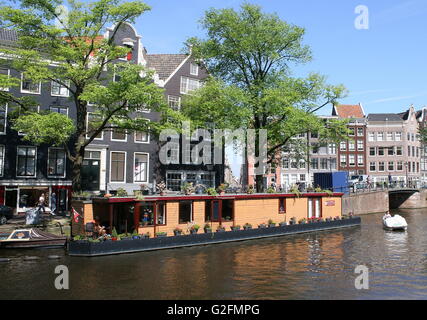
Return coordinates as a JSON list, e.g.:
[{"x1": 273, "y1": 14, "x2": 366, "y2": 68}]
[{"x1": 183, "y1": 3, "x2": 349, "y2": 190}]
